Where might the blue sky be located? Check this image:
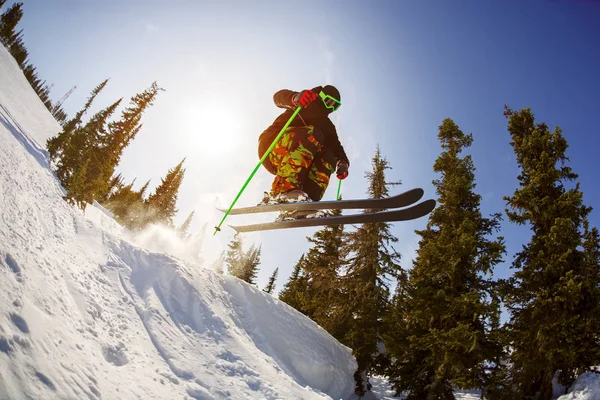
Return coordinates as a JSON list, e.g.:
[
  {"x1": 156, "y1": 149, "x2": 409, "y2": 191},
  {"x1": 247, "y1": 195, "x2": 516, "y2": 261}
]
[{"x1": 13, "y1": 0, "x2": 600, "y2": 290}]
